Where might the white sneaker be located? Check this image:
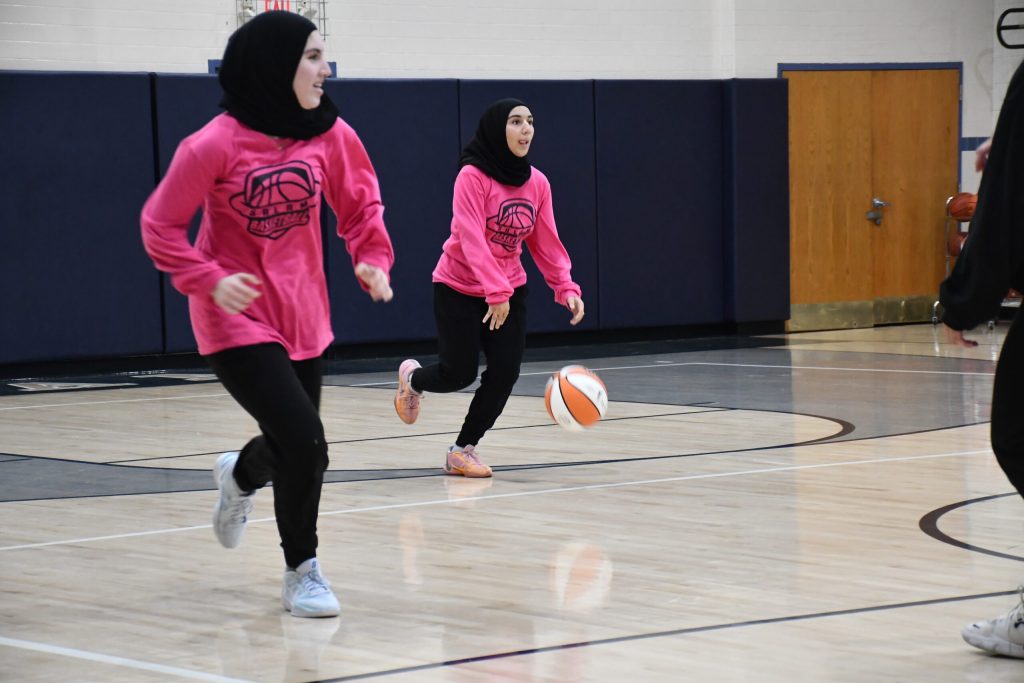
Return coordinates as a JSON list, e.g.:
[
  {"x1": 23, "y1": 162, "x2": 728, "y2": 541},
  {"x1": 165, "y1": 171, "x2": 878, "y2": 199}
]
[
  {"x1": 962, "y1": 588, "x2": 1024, "y2": 658},
  {"x1": 212, "y1": 452, "x2": 254, "y2": 549},
  {"x1": 282, "y1": 558, "x2": 341, "y2": 618}
]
